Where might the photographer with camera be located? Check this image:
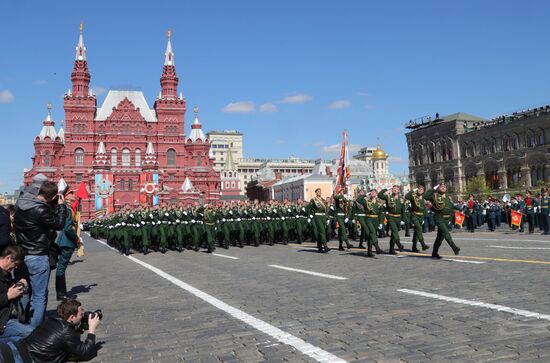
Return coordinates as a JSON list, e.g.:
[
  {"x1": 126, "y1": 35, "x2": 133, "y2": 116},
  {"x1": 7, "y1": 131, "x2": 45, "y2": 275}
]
[
  {"x1": 14, "y1": 181, "x2": 68, "y2": 328},
  {"x1": 0, "y1": 246, "x2": 33, "y2": 344},
  {"x1": 0, "y1": 298, "x2": 100, "y2": 363}
]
